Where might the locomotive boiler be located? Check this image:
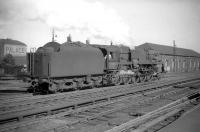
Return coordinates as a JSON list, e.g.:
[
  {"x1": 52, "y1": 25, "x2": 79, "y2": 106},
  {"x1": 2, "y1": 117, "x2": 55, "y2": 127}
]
[{"x1": 28, "y1": 39, "x2": 162, "y2": 94}]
